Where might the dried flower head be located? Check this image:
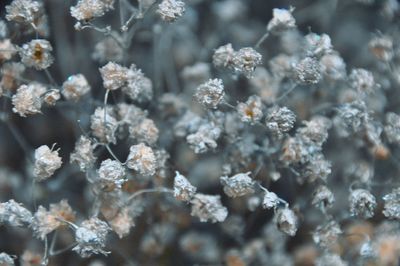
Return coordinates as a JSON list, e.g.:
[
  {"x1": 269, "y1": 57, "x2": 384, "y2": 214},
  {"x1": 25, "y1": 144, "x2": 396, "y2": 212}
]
[
  {"x1": 31, "y1": 200, "x2": 75, "y2": 239},
  {"x1": 62, "y1": 74, "x2": 91, "y2": 101},
  {"x1": 262, "y1": 190, "x2": 280, "y2": 210},
  {"x1": 383, "y1": 188, "x2": 400, "y2": 219},
  {"x1": 220, "y1": 172, "x2": 255, "y2": 198},
  {"x1": 349, "y1": 68, "x2": 375, "y2": 95},
  {"x1": 90, "y1": 107, "x2": 118, "y2": 144},
  {"x1": 293, "y1": 57, "x2": 322, "y2": 84},
  {"x1": 0, "y1": 39, "x2": 17, "y2": 62},
  {"x1": 190, "y1": 193, "x2": 228, "y2": 223},
  {"x1": 312, "y1": 220, "x2": 342, "y2": 248},
  {"x1": 0, "y1": 199, "x2": 32, "y2": 227},
  {"x1": 186, "y1": 123, "x2": 221, "y2": 153},
  {"x1": 349, "y1": 189, "x2": 376, "y2": 218},
  {"x1": 73, "y1": 217, "x2": 111, "y2": 258},
  {"x1": 33, "y1": 145, "x2": 62, "y2": 181},
  {"x1": 304, "y1": 33, "x2": 332, "y2": 57},
  {"x1": 70, "y1": 0, "x2": 115, "y2": 21},
  {"x1": 173, "y1": 171, "x2": 197, "y2": 202},
  {"x1": 267, "y1": 8, "x2": 296, "y2": 34},
  {"x1": 99, "y1": 62, "x2": 129, "y2": 91},
  {"x1": 274, "y1": 207, "x2": 298, "y2": 236},
  {"x1": 97, "y1": 159, "x2": 126, "y2": 190},
  {"x1": 92, "y1": 37, "x2": 123, "y2": 63},
  {"x1": 179, "y1": 231, "x2": 220, "y2": 263},
  {"x1": 384, "y1": 112, "x2": 400, "y2": 145},
  {"x1": 126, "y1": 143, "x2": 157, "y2": 176},
  {"x1": 312, "y1": 185, "x2": 335, "y2": 210},
  {"x1": 109, "y1": 207, "x2": 134, "y2": 238},
  {"x1": 265, "y1": 106, "x2": 296, "y2": 138},
  {"x1": 213, "y1": 43, "x2": 235, "y2": 69},
  {"x1": 70, "y1": 136, "x2": 96, "y2": 171},
  {"x1": 123, "y1": 65, "x2": 153, "y2": 103},
  {"x1": 5, "y1": 0, "x2": 42, "y2": 25},
  {"x1": 157, "y1": 0, "x2": 185, "y2": 22},
  {"x1": 194, "y1": 78, "x2": 225, "y2": 109},
  {"x1": 129, "y1": 118, "x2": 159, "y2": 146},
  {"x1": 237, "y1": 95, "x2": 263, "y2": 124},
  {"x1": 12, "y1": 83, "x2": 46, "y2": 117},
  {"x1": 315, "y1": 253, "x2": 348, "y2": 266},
  {"x1": 43, "y1": 89, "x2": 60, "y2": 106},
  {"x1": 320, "y1": 53, "x2": 347, "y2": 81},
  {"x1": 19, "y1": 39, "x2": 53, "y2": 70},
  {"x1": 231, "y1": 47, "x2": 262, "y2": 78}
]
